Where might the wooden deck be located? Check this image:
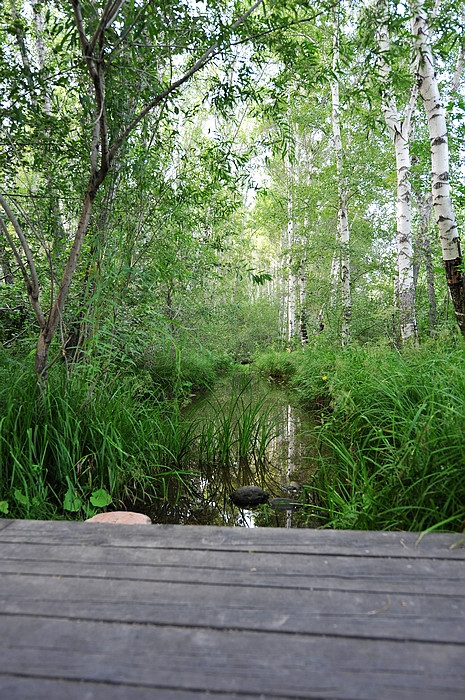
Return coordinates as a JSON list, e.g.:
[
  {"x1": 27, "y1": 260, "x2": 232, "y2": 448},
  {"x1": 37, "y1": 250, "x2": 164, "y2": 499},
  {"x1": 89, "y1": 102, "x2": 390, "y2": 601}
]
[{"x1": 0, "y1": 519, "x2": 464, "y2": 699}]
